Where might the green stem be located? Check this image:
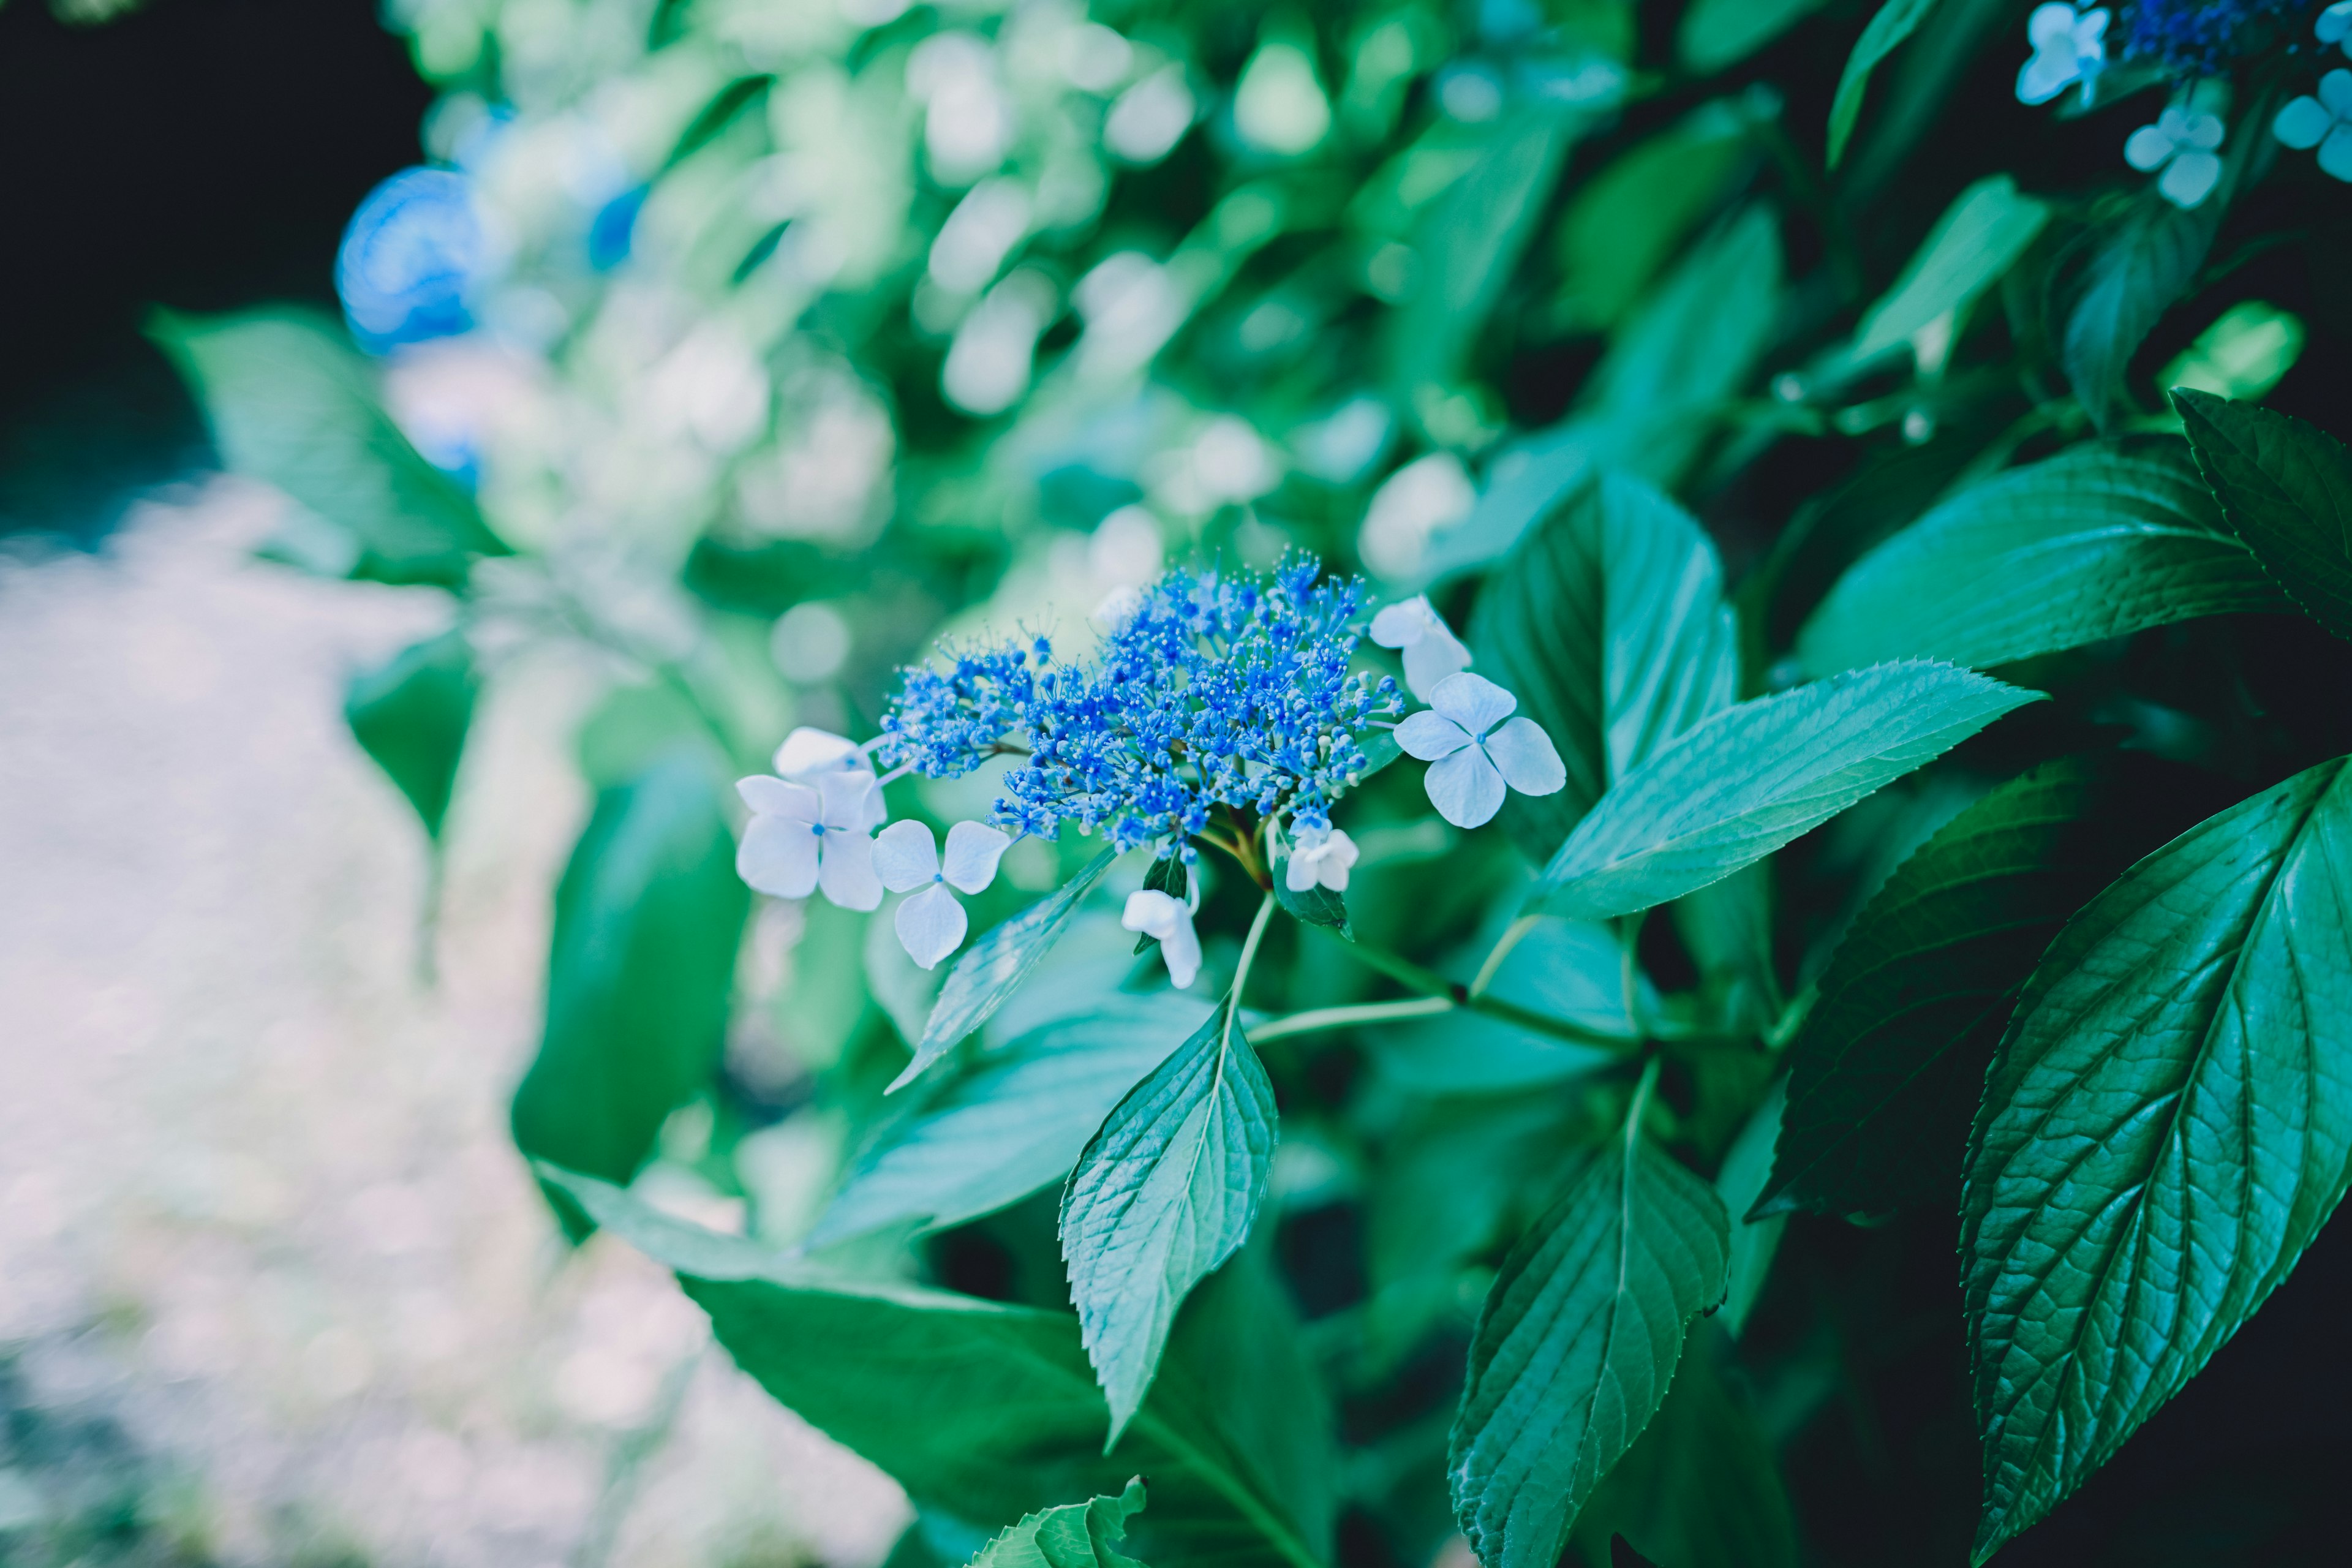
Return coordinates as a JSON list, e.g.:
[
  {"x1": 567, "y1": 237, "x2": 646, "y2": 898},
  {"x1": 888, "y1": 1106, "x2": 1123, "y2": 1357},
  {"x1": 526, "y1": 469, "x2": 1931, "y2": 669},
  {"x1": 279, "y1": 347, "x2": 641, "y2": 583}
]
[
  {"x1": 1468, "y1": 913, "x2": 1541, "y2": 998},
  {"x1": 1224, "y1": 893, "x2": 1278, "y2": 1047},
  {"x1": 1312, "y1": 929, "x2": 1637, "y2": 1052},
  {"x1": 1626, "y1": 1054, "x2": 1662, "y2": 1145},
  {"x1": 1250, "y1": 996, "x2": 1455, "y2": 1044}
]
